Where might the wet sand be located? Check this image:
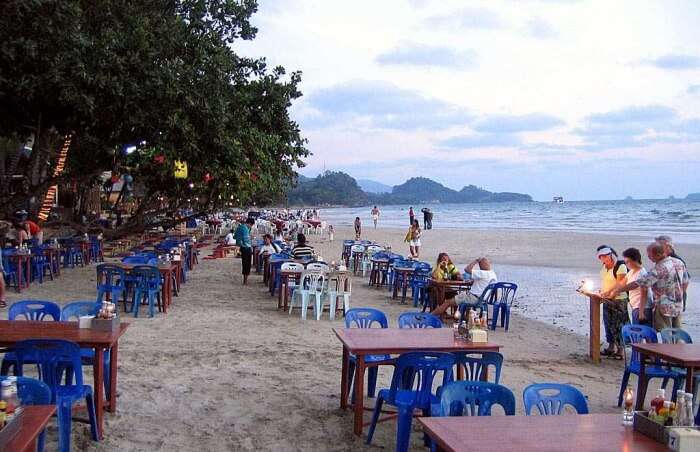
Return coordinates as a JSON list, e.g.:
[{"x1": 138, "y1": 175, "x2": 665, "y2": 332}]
[{"x1": 2, "y1": 226, "x2": 696, "y2": 451}]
